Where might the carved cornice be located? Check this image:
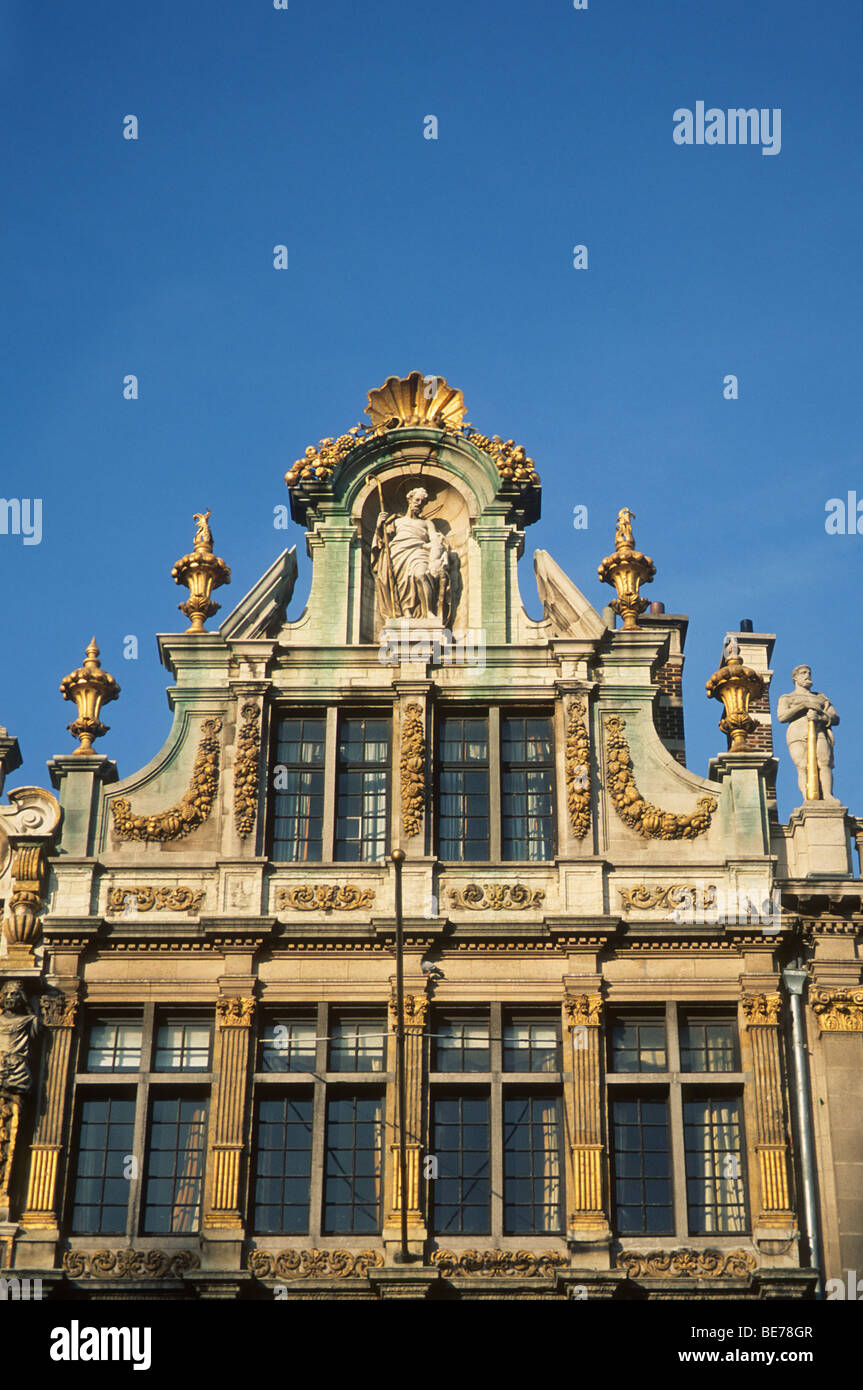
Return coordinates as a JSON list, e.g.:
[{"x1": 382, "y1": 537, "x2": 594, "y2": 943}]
[
  {"x1": 106, "y1": 886, "x2": 205, "y2": 916},
  {"x1": 810, "y1": 987, "x2": 863, "y2": 1033},
  {"x1": 563, "y1": 993, "x2": 603, "y2": 1029},
  {"x1": 389, "y1": 993, "x2": 428, "y2": 1029},
  {"x1": 276, "y1": 885, "x2": 376, "y2": 912},
  {"x1": 605, "y1": 715, "x2": 716, "y2": 840},
  {"x1": 400, "y1": 702, "x2": 425, "y2": 838},
  {"x1": 216, "y1": 996, "x2": 256, "y2": 1028},
  {"x1": 233, "y1": 702, "x2": 261, "y2": 838},
  {"x1": 430, "y1": 1249, "x2": 568, "y2": 1278},
  {"x1": 448, "y1": 884, "x2": 545, "y2": 911},
  {"x1": 619, "y1": 883, "x2": 717, "y2": 913},
  {"x1": 248, "y1": 1250, "x2": 384, "y2": 1279},
  {"x1": 109, "y1": 718, "x2": 222, "y2": 842},
  {"x1": 565, "y1": 699, "x2": 591, "y2": 840},
  {"x1": 63, "y1": 1250, "x2": 201, "y2": 1279},
  {"x1": 742, "y1": 993, "x2": 782, "y2": 1027},
  {"x1": 618, "y1": 1249, "x2": 756, "y2": 1279}
]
